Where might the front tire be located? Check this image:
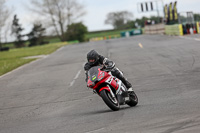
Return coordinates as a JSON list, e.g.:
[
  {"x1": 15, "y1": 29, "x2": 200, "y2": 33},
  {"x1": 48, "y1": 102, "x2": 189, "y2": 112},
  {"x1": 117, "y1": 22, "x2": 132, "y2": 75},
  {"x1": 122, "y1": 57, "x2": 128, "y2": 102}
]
[{"x1": 100, "y1": 90, "x2": 120, "y2": 111}]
